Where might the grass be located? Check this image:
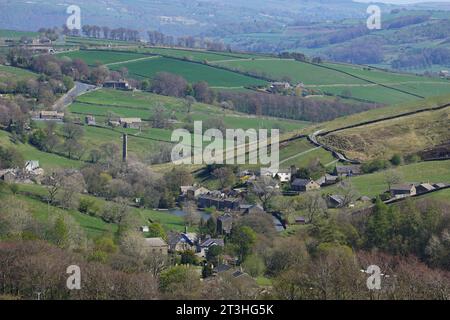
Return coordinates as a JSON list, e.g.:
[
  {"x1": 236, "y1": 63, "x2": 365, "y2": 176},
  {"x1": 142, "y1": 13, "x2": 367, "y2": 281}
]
[
  {"x1": 319, "y1": 107, "x2": 450, "y2": 161},
  {"x1": 0, "y1": 65, "x2": 37, "y2": 84},
  {"x1": 0, "y1": 129, "x2": 83, "y2": 170},
  {"x1": 310, "y1": 94, "x2": 450, "y2": 134},
  {"x1": 214, "y1": 58, "x2": 450, "y2": 104},
  {"x1": 0, "y1": 29, "x2": 37, "y2": 39},
  {"x1": 324, "y1": 160, "x2": 450, "y2": 198},
  {"x1": 57, "y1": 50, "x2": 147, "y2": 66},
  {"x1": 15, "y1": 184, "x2": 188, "y2": 236},
  {"x1": 135, "y1": 47, "x2": 257, "y2": 62},
  {"x1": 109, "y1": 56, "x2": 267, "y2": 88}
]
